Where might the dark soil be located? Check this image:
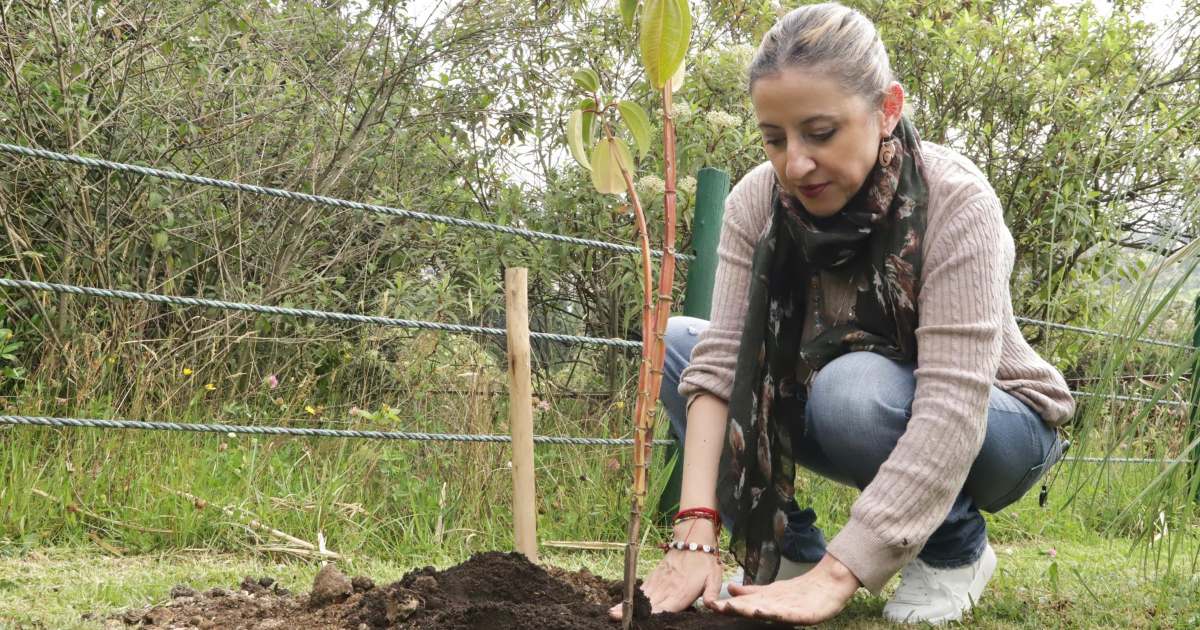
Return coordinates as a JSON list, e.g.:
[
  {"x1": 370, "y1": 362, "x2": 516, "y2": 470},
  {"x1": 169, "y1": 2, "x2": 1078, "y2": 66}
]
[{"x1": 108, "y1": 551, "x2": 791, "y2": 629}]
